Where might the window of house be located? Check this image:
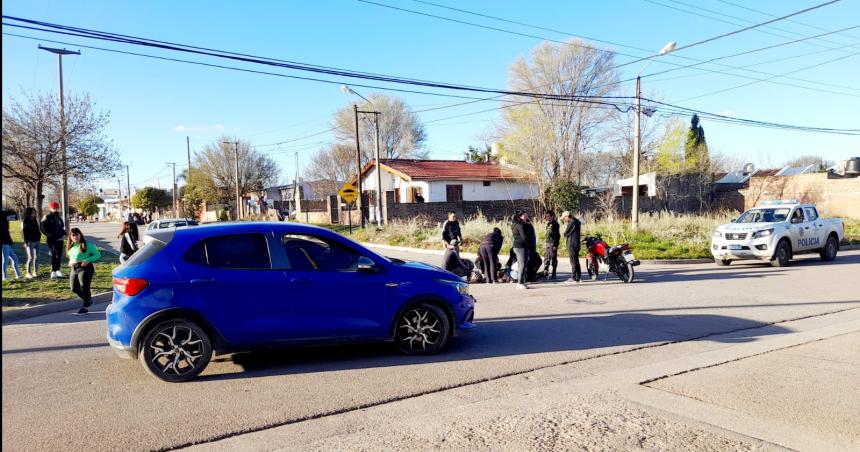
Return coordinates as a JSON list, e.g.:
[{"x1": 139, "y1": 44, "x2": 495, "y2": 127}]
[
  {"x1": 446, "y1": 184, "x2": 463, "y2": 202},
  {"x1": 483, "y1": 181, "x2": 491, "y2": 187},
  {"x1": 282, "y1": 234, "x2": 359, "y2": 271},
  {"x1": 183, "y1": 233, "x2": 271, "y2": 269}
]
